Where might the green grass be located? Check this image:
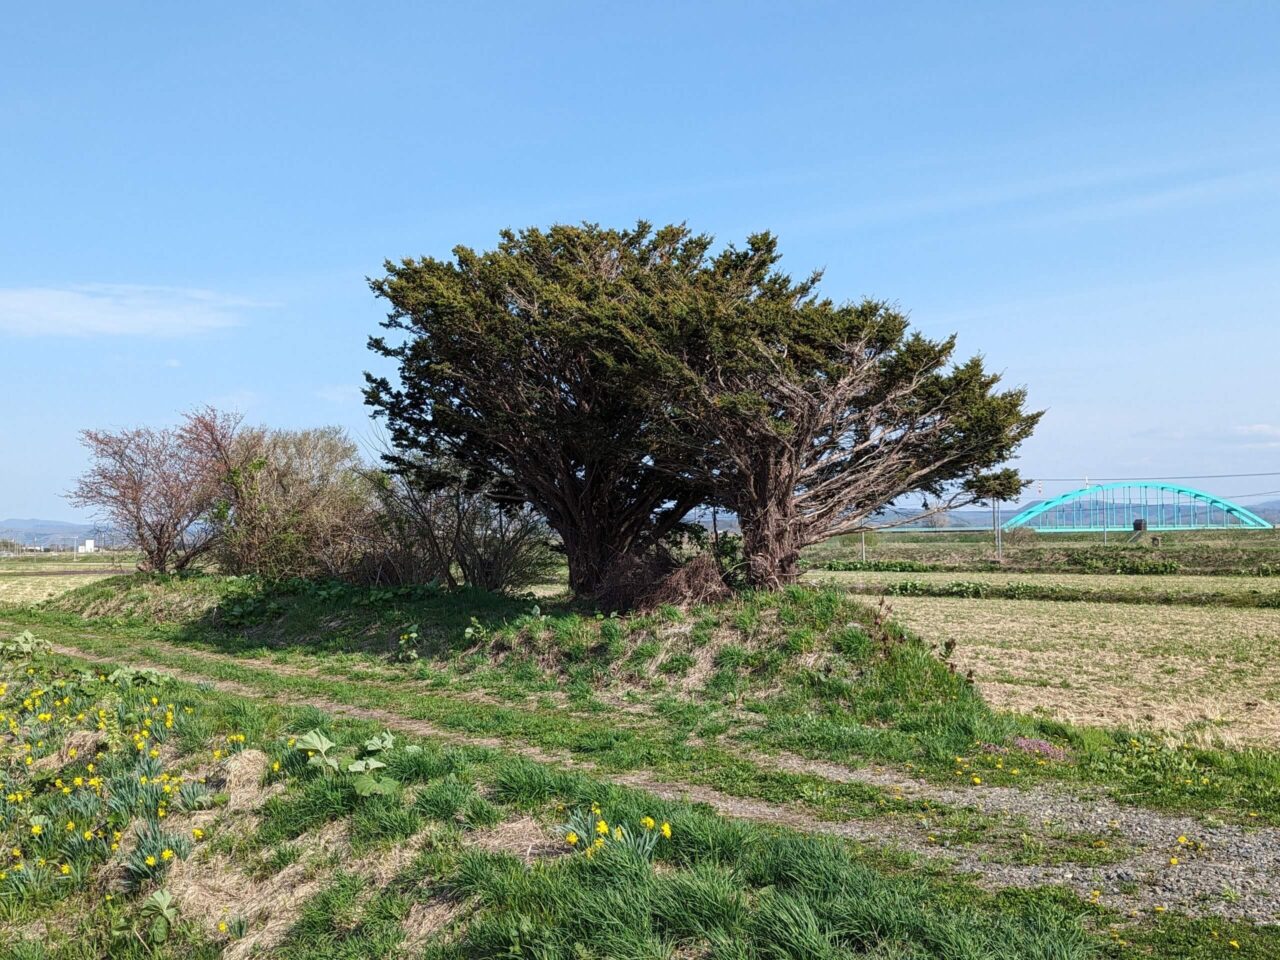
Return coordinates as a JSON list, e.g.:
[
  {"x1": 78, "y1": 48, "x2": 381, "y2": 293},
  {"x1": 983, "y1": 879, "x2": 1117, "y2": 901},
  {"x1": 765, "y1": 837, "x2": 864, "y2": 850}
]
[
  {"x1": 6, "y1": 641, "x2": 1280, "y2": 958},
  {"x1": 10, "y1": 576, "x2": 1280, "y2": 830},
  {"x1": 0, "y1": 654, "x2": 1120, "y2": 959}
]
